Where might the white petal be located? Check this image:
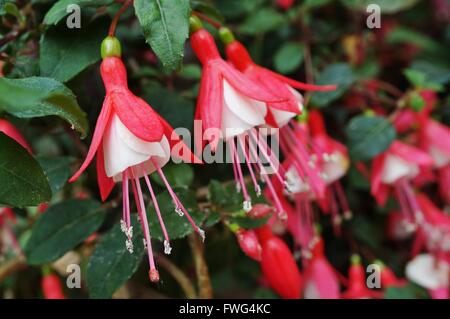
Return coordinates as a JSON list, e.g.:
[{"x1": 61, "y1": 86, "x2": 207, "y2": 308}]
[
  {"x1": 381, "y1": 154, "x2": 419, "y2": 184},
  {"x1": 270, "y1": 108, "x2": 297, "y2": 127},
  {"x1": 429, "y1": 145, "x2": 450, "y2": 168},
  {"x1": 406, "y1": 254, "x2": 449, "y2": 289},
  {"x1": 322, "y1": 152, "x2": 349, "y2": 184},
  {"x1": 221, "y1": 104, "x2": 254, "y2": 139},
  {"x1": 103, "y1": 115, "x2": 170, "y2": 180},
  {"x1": 223, "y1": 80, "x2": 267, "y2": 127}
]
